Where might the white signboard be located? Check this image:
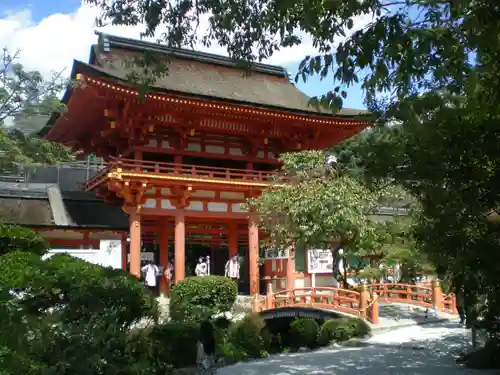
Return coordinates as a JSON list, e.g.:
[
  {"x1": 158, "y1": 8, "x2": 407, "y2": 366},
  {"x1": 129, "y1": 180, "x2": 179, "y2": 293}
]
[
  {"x1": 127, "y1": 251, "x2": 155, "y2": 262},
  {"x1": 307, "y1": 249, "x2": 334, "y2": 274},
  {"x1": 264, "y1": 248, "x2": 289, "y2": 260}
]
